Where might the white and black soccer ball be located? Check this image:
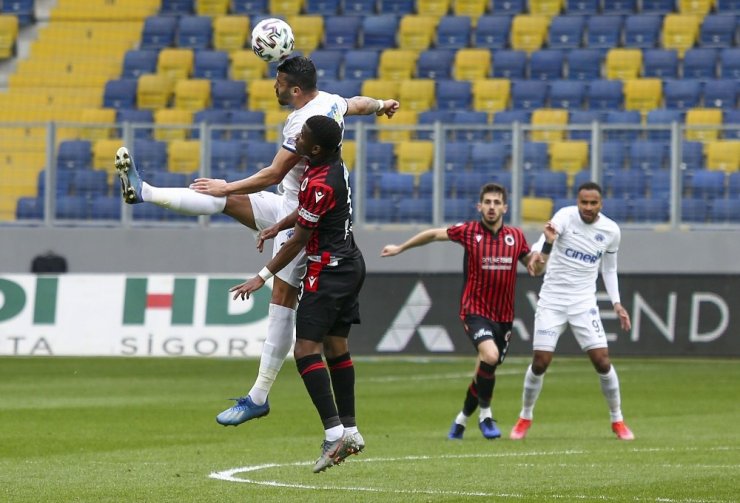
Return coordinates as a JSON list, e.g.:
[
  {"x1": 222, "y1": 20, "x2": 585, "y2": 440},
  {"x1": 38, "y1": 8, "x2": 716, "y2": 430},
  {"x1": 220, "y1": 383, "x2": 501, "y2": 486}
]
[{"x1": 251, "y1": 18, "x2": 294, "y2": 63}]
